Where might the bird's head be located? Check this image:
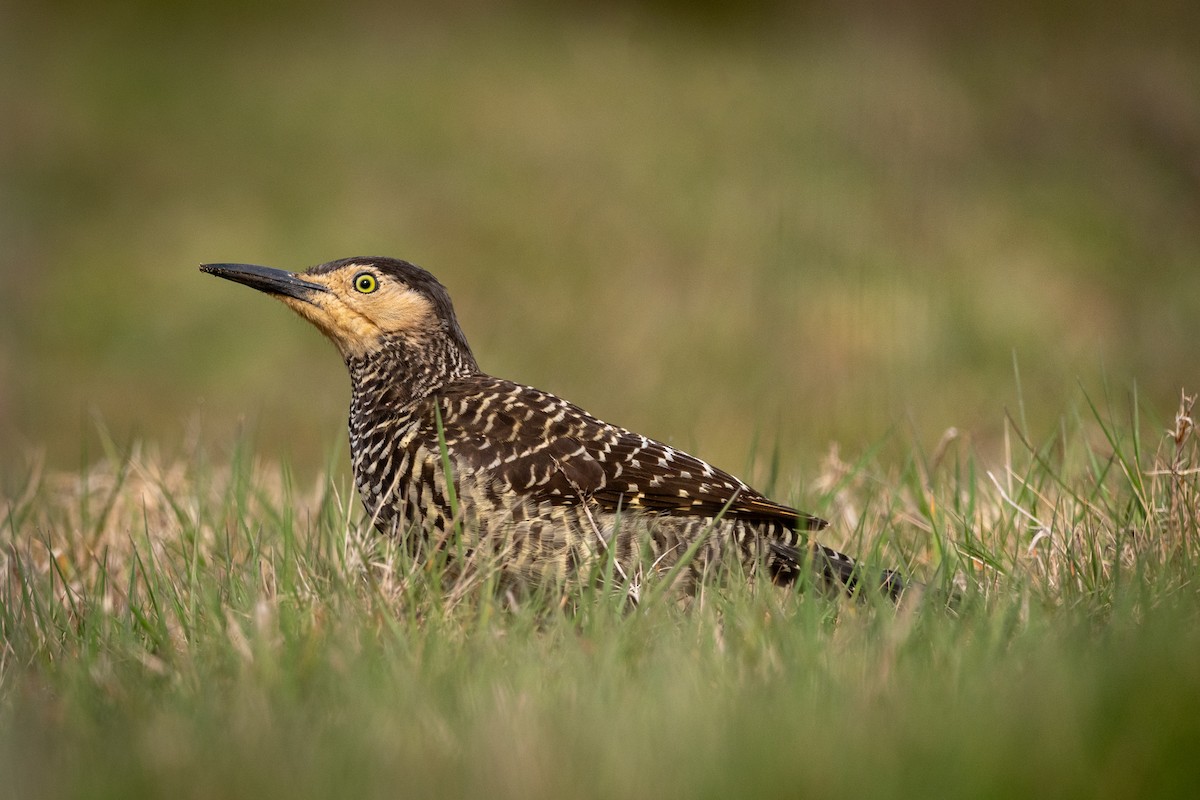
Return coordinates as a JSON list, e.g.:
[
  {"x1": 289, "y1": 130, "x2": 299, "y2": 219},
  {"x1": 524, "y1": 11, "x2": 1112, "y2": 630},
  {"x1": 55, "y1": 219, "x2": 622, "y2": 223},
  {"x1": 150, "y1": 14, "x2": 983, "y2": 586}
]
[{"x1": 200, "y1": 256, "x2": 477, "y2": 369}]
